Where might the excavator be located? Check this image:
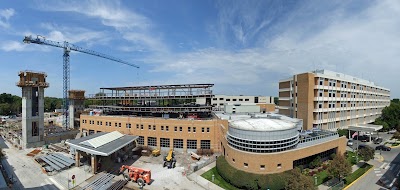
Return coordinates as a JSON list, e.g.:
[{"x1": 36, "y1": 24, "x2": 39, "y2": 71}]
[
  {"x1": 119, "y1": 165, "x2": 152, "y2": 187},
  {"x1": 163, "y1": 148, "x2": 176, "y2": 169}
]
